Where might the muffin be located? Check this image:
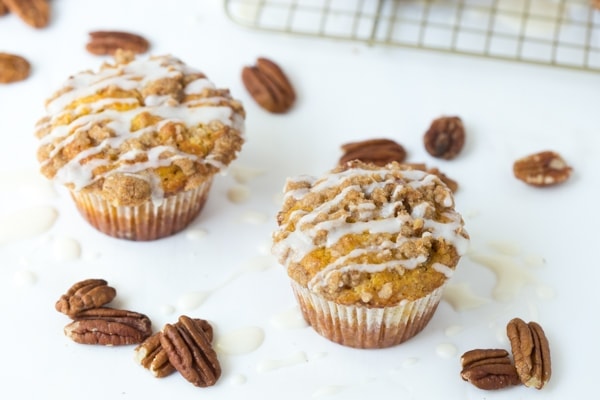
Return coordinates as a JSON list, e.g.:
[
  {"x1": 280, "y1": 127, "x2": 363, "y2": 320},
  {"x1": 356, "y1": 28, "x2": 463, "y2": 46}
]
[
  {"x1": 35, "y1": 51, "x2": 245, "y2": 240},
  {"x1": 272, "y1": 161, "x2": 469, "y2": 348}
]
